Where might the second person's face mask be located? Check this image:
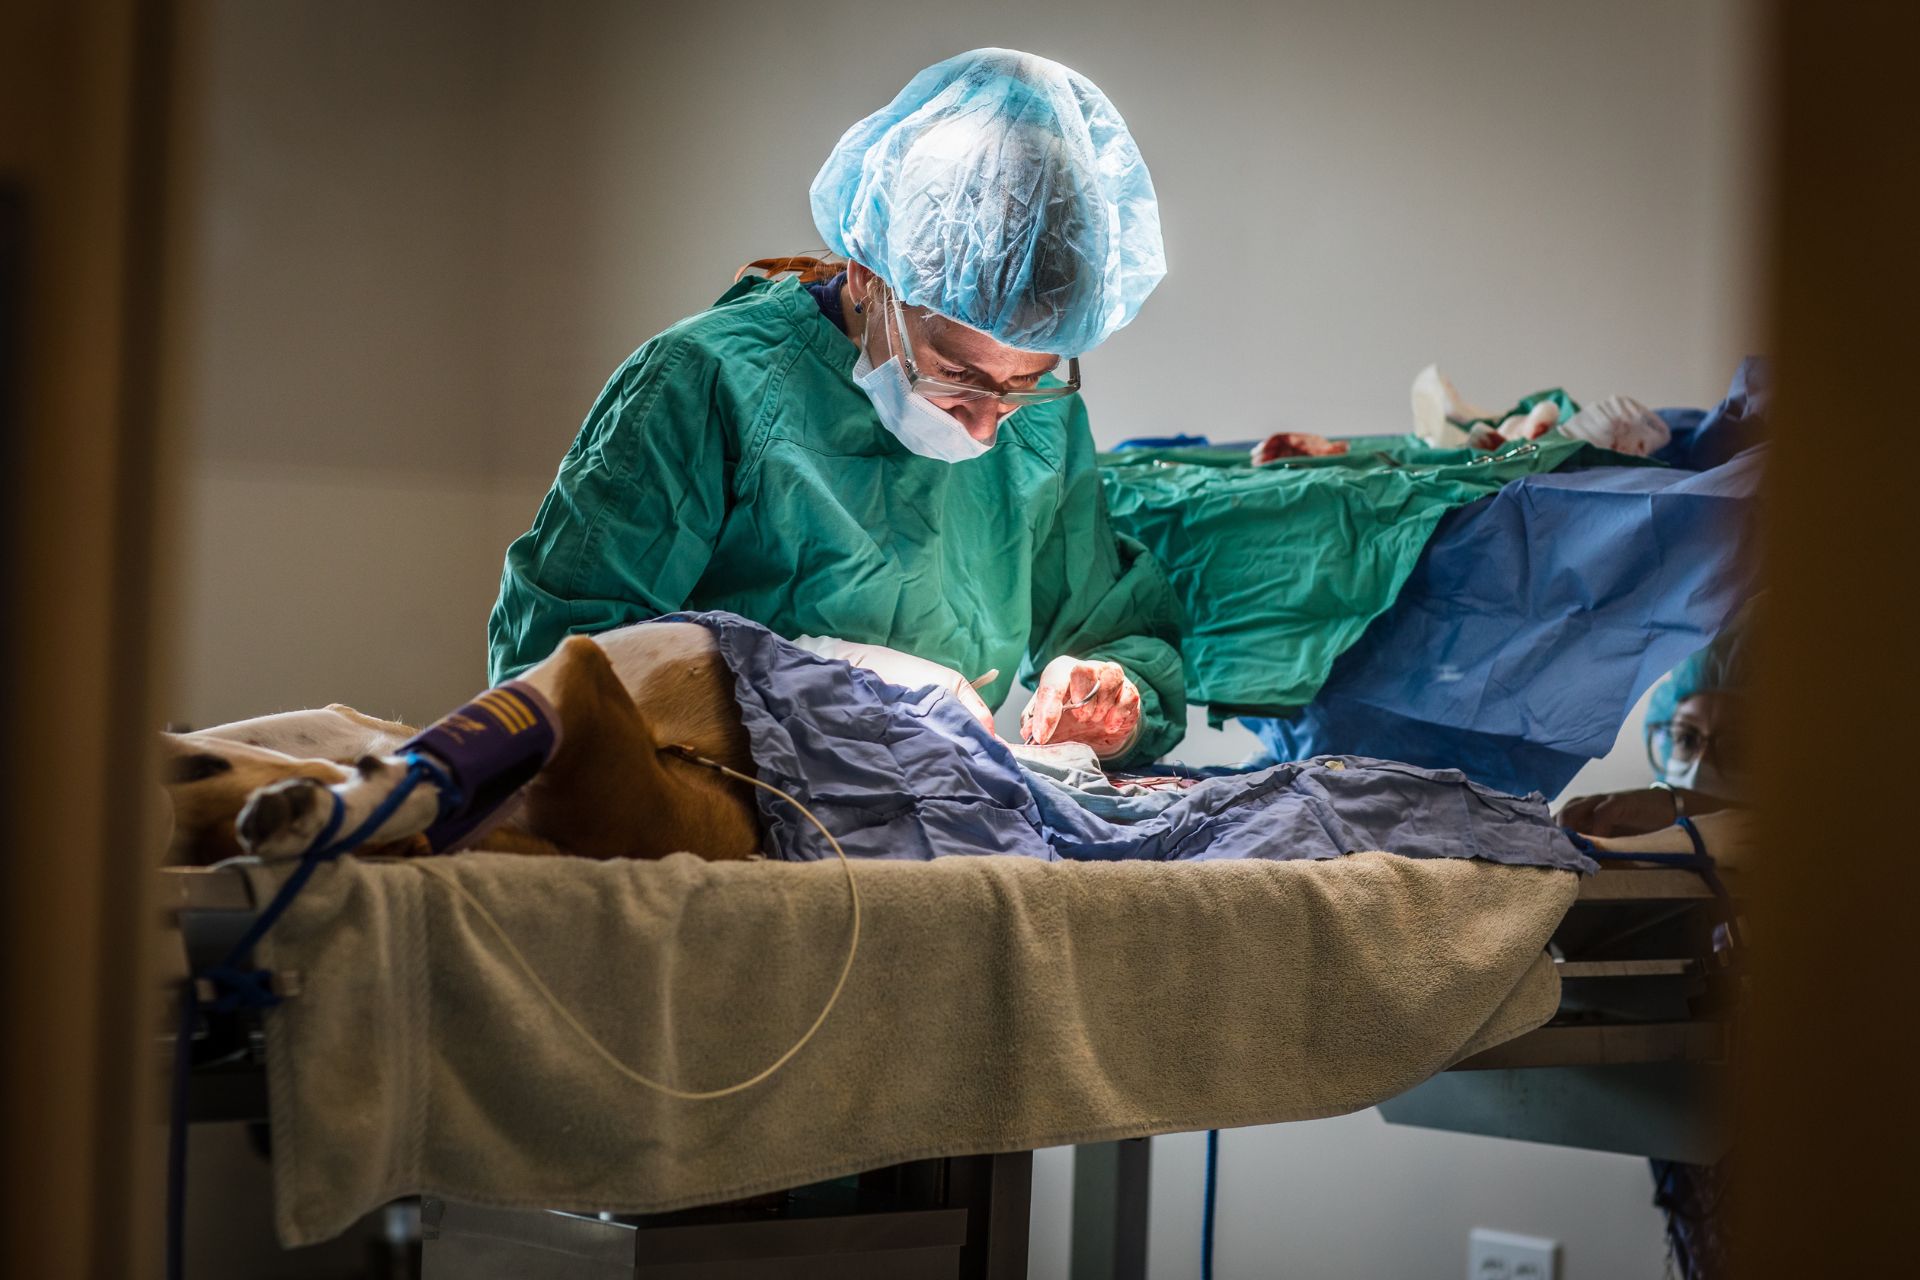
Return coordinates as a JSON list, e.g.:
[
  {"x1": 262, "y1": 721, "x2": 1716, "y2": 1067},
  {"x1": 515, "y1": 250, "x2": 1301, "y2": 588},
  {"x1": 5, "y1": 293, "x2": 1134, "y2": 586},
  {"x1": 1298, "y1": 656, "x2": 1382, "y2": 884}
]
[
  {"x1": 1662, "y1": 756, "x2": 1701, "y2": 790},
  {"x1": 852, "y1": 348, "x2": 992, "y2": 463},
  {"x1": 1663, "y1": 753, "x2": 1738, "y2": 800}
]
